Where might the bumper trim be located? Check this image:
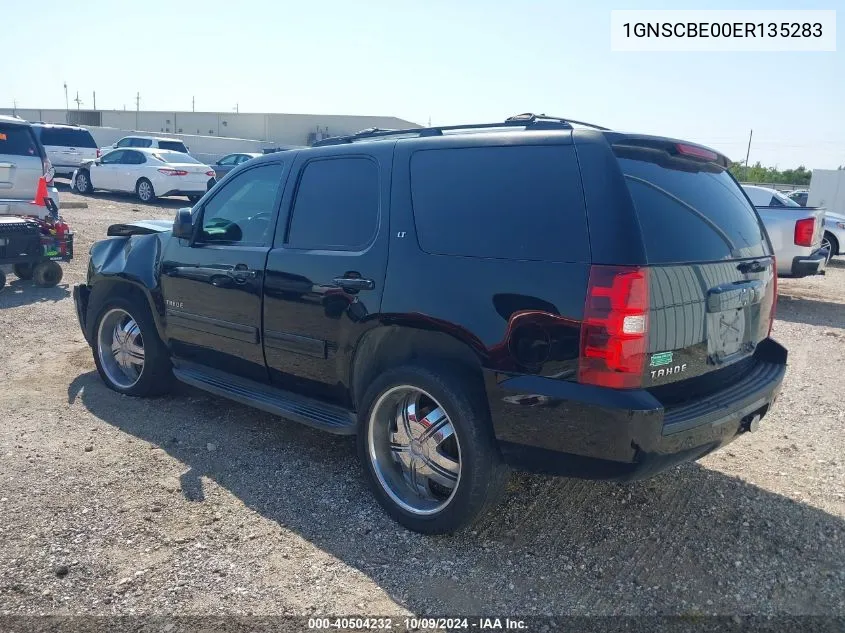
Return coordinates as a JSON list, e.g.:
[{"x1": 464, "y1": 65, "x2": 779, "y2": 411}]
[{"x1": 791, "y1": 248, "x2": 828, "y2": 277}]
